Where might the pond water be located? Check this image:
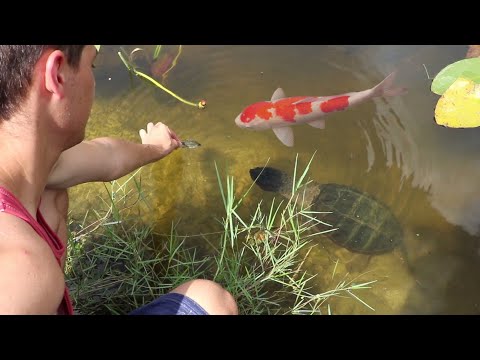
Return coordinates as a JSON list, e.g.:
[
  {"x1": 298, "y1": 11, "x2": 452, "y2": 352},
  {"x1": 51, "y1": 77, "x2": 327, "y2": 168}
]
[{"x1": 68, "y1": 45, "x2": 480, "y2": 314}]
